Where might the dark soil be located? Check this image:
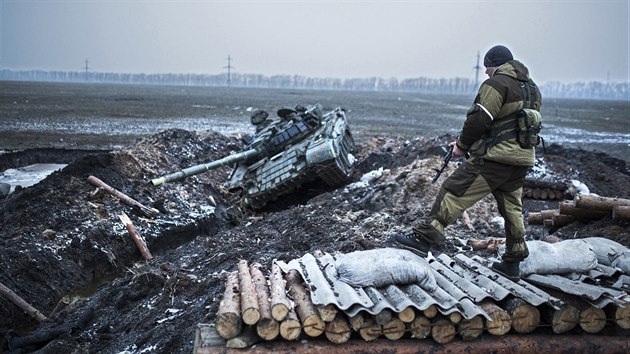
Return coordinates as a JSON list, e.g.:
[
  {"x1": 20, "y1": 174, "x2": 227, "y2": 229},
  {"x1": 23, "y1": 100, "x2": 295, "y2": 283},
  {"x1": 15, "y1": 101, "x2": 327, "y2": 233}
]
[{"x1": 1, "y1": 126, "x2": 629, "y2": 353}]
